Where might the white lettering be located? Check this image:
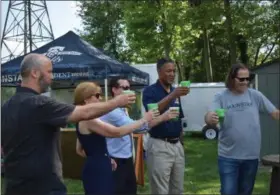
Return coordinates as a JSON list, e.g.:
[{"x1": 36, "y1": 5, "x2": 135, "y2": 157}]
[
  {"x1": 1, "y1": 74, "x2": 22, "y2": 83},
  {"x1": 71, "y1": 72, "x2": 89, "y2": 77},
  {"x1": 53, "y1": 72, "x2": 71, "y2": 79}
]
